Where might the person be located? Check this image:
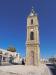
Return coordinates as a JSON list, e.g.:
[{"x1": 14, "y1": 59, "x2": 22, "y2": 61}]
[{"x1": 22, "y1": 59, "x2": 25, "y2": 65}]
